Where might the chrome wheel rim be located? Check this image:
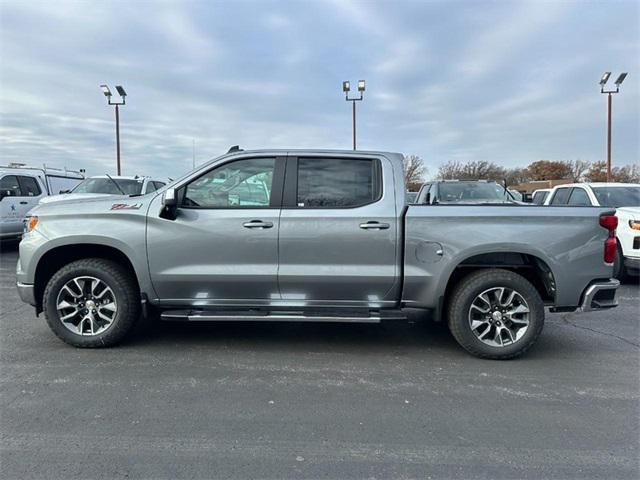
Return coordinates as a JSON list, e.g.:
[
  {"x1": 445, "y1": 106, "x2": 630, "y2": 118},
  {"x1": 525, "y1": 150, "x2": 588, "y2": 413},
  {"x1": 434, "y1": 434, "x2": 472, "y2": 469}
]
[
  {"x1": 468, "y1": 287, "x2": 530, "y2": 347},
  {"x1": 56, "y1": 276, "x2": 117, "y2": 336}
]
